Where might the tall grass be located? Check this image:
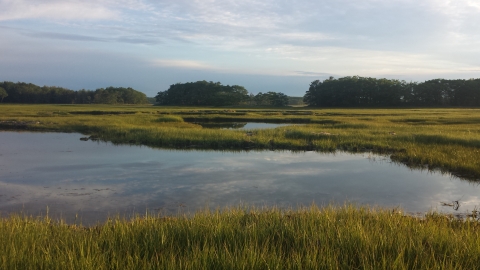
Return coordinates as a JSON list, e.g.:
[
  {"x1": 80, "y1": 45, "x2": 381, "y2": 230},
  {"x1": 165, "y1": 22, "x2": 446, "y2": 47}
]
[
  {"x1": 155, "y1": 115, "x2": 184, "y2": 122},
  {"x1": 1, "y1": 205, "x2": 479, "y2": 269},
  {"x1": 1, "y1": 104, "x2": 480, "y2": 179}
]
